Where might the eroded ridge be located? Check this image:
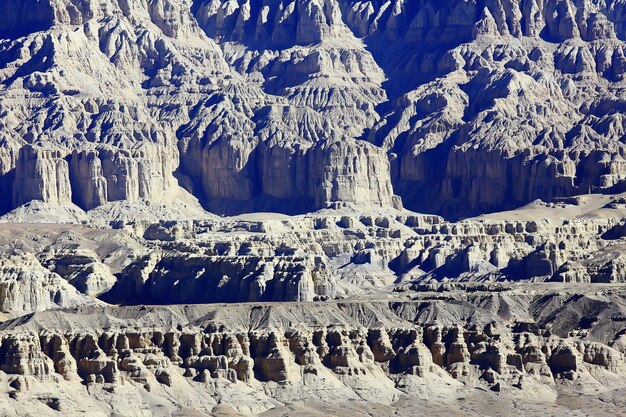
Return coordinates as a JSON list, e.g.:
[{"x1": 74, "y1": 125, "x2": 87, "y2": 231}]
[{"x1": 1, "y1": 291, "x2": 626, "y2": 416}]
